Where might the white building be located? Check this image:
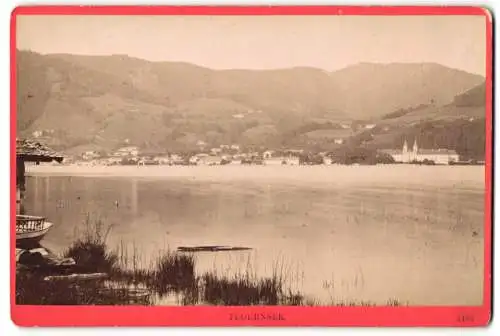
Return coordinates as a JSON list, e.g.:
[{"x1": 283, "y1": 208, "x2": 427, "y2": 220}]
[
  {"x1": 263, "y1": 150, "x2": 275, "y2": 159},
  {"x1": 82, "y1": 150, "x2": 100, "y2": 161},
  {"x1": 155, "y1": 156, "x2": 171, "y2": 165},
  {"x1": 264, "y1": 157, "x2": 285, "y2": 165},
  {"x1": 382, "y1": 139, "x2": 459, "y2": 164},
  {"x1": 323, "y1": 156, "x2": 333, "y2": 165},
  {"x1": 32, "y1": 130, "x2": 43, "y2": 138},
  {"x1": 210, "y1": 148, "x2": 222, "y2": 155},
  {"x1": 198, "y1": 155, "x2": 223, "y2": 165},
  {"x1": 114, "y1": 146, "x2": 139, "y2": 157},
  {"x1": 170, "y1": 154, "x2": 182, "y2": 161}
]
